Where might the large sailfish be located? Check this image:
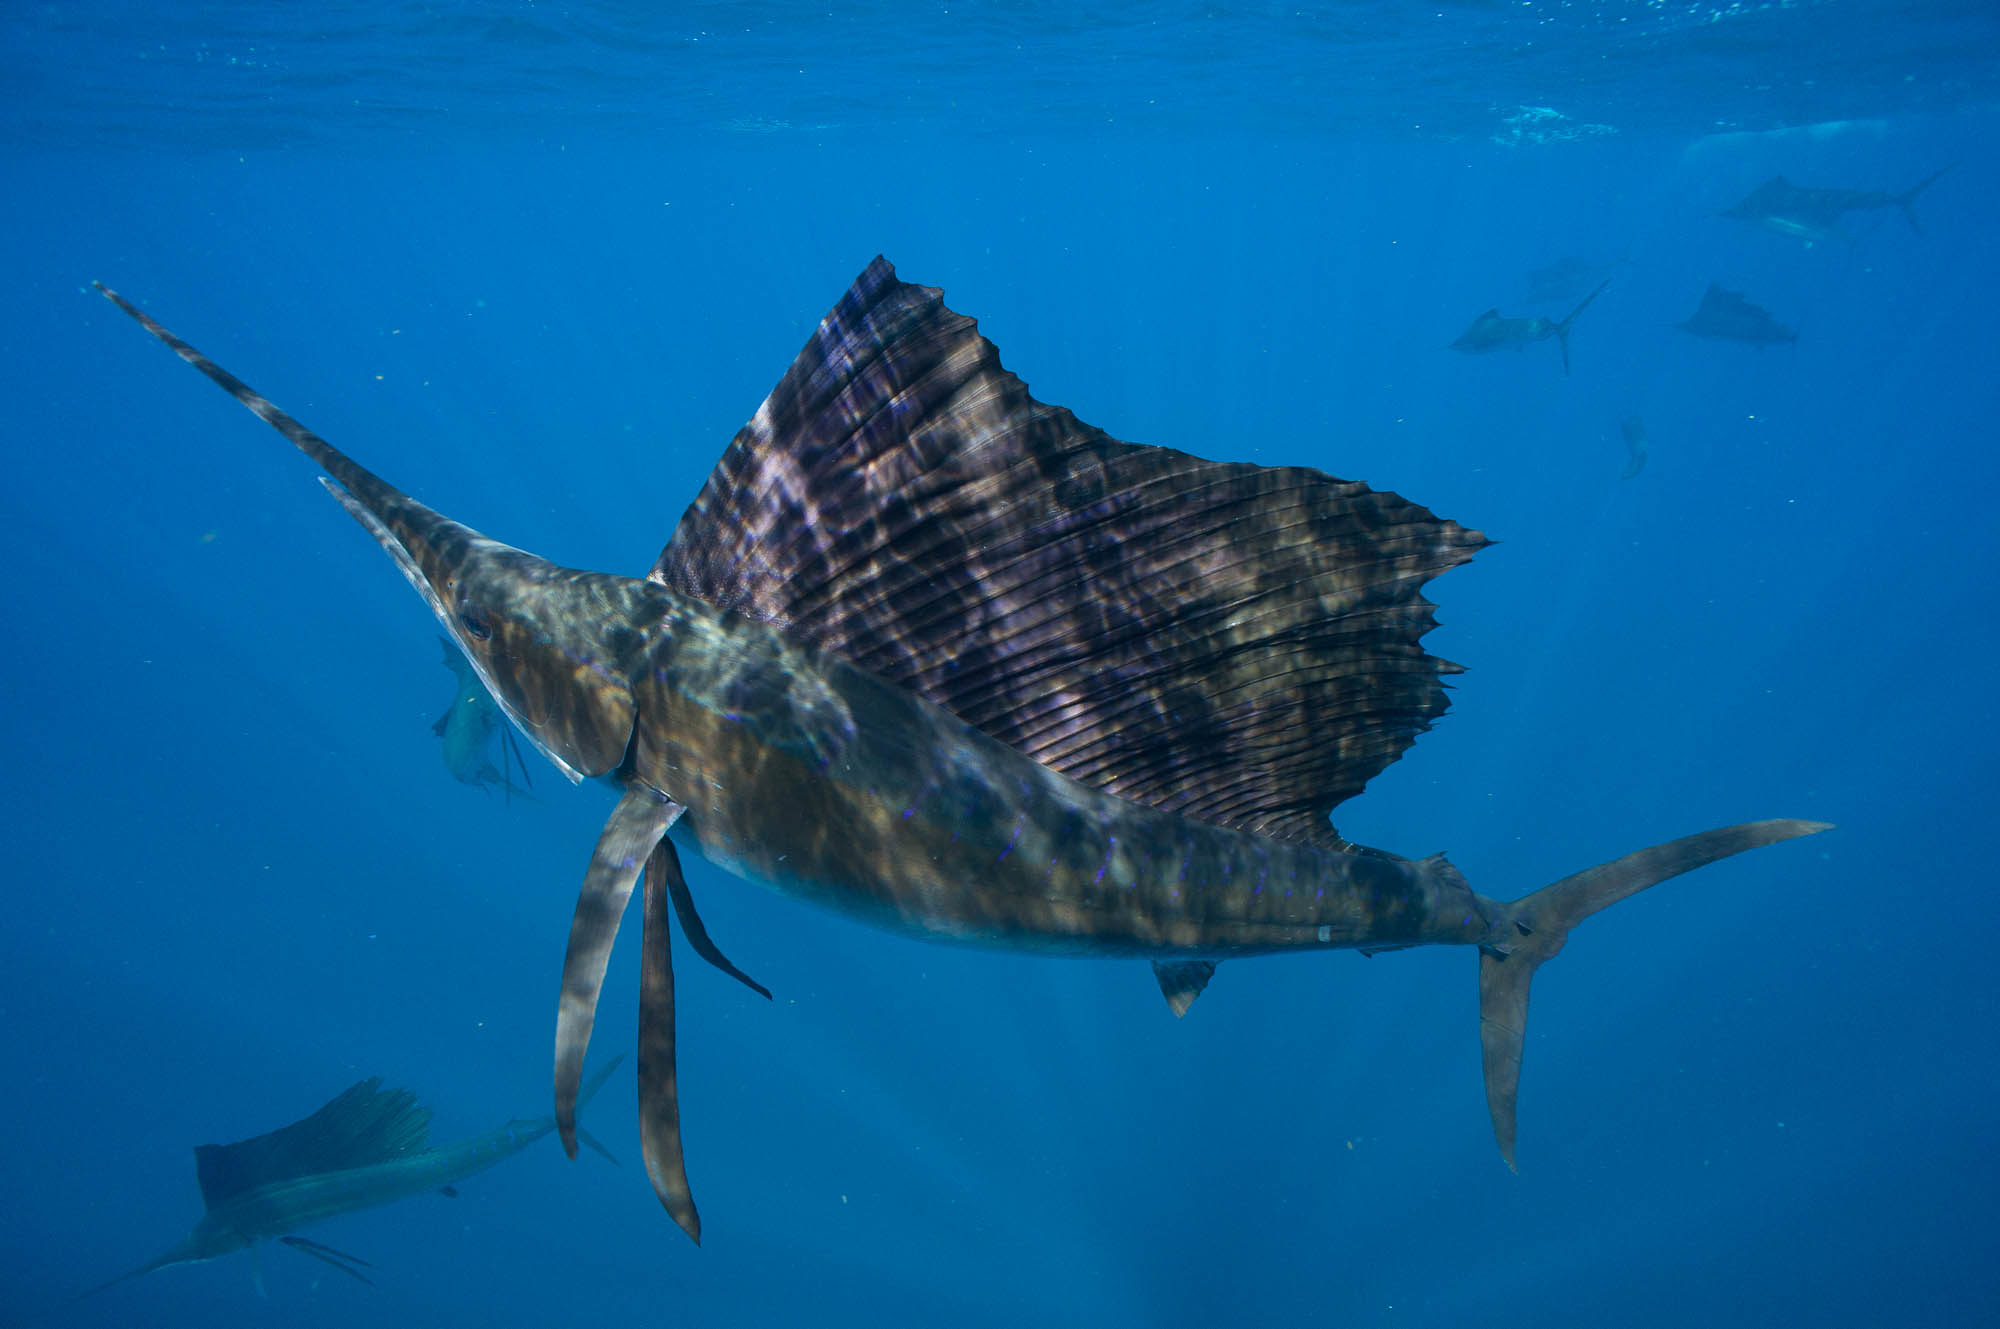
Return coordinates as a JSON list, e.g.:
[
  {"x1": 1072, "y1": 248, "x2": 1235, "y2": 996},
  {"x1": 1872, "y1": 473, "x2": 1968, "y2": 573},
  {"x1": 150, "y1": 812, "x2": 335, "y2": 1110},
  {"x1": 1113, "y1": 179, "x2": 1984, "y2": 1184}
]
[{"x1": 96, "y1": 258, "x2": 1826, "y2": 1244}]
